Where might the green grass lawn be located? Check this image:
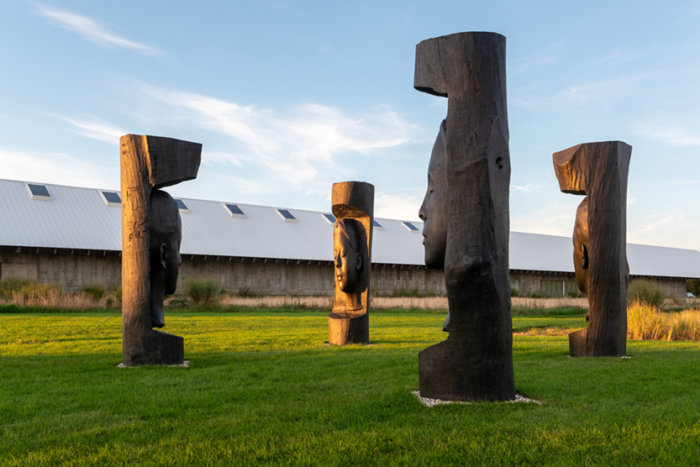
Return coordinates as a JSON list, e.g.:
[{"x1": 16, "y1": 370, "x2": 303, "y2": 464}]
[{"x1": 1, "y1": 308, "x2": 699, "y2": 465}]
